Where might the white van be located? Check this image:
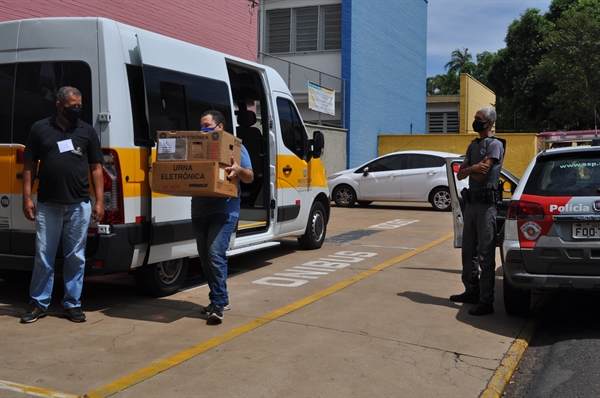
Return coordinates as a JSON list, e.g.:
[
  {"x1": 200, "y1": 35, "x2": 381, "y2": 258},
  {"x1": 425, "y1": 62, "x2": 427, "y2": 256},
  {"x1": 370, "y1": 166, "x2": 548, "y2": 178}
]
[{"x1": 0, "y1": 17, "x2": 330, "y2": 296}]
